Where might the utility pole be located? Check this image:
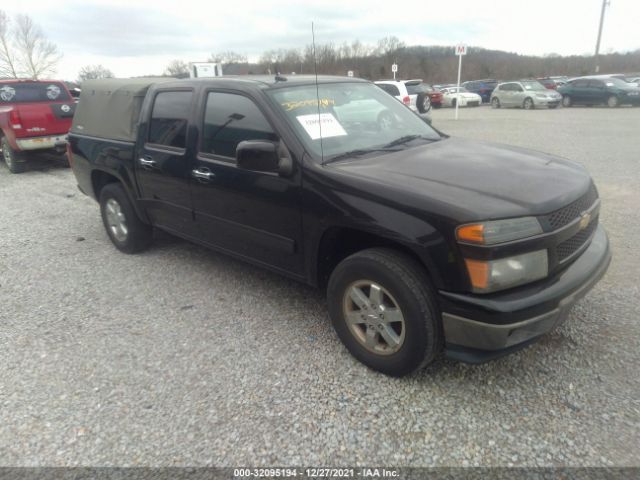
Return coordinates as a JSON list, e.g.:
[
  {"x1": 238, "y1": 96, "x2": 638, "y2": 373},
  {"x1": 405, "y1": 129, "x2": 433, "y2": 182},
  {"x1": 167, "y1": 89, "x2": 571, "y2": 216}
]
[{"x1": 594, "y1": 0, "x2": 610, "y2": 73}]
